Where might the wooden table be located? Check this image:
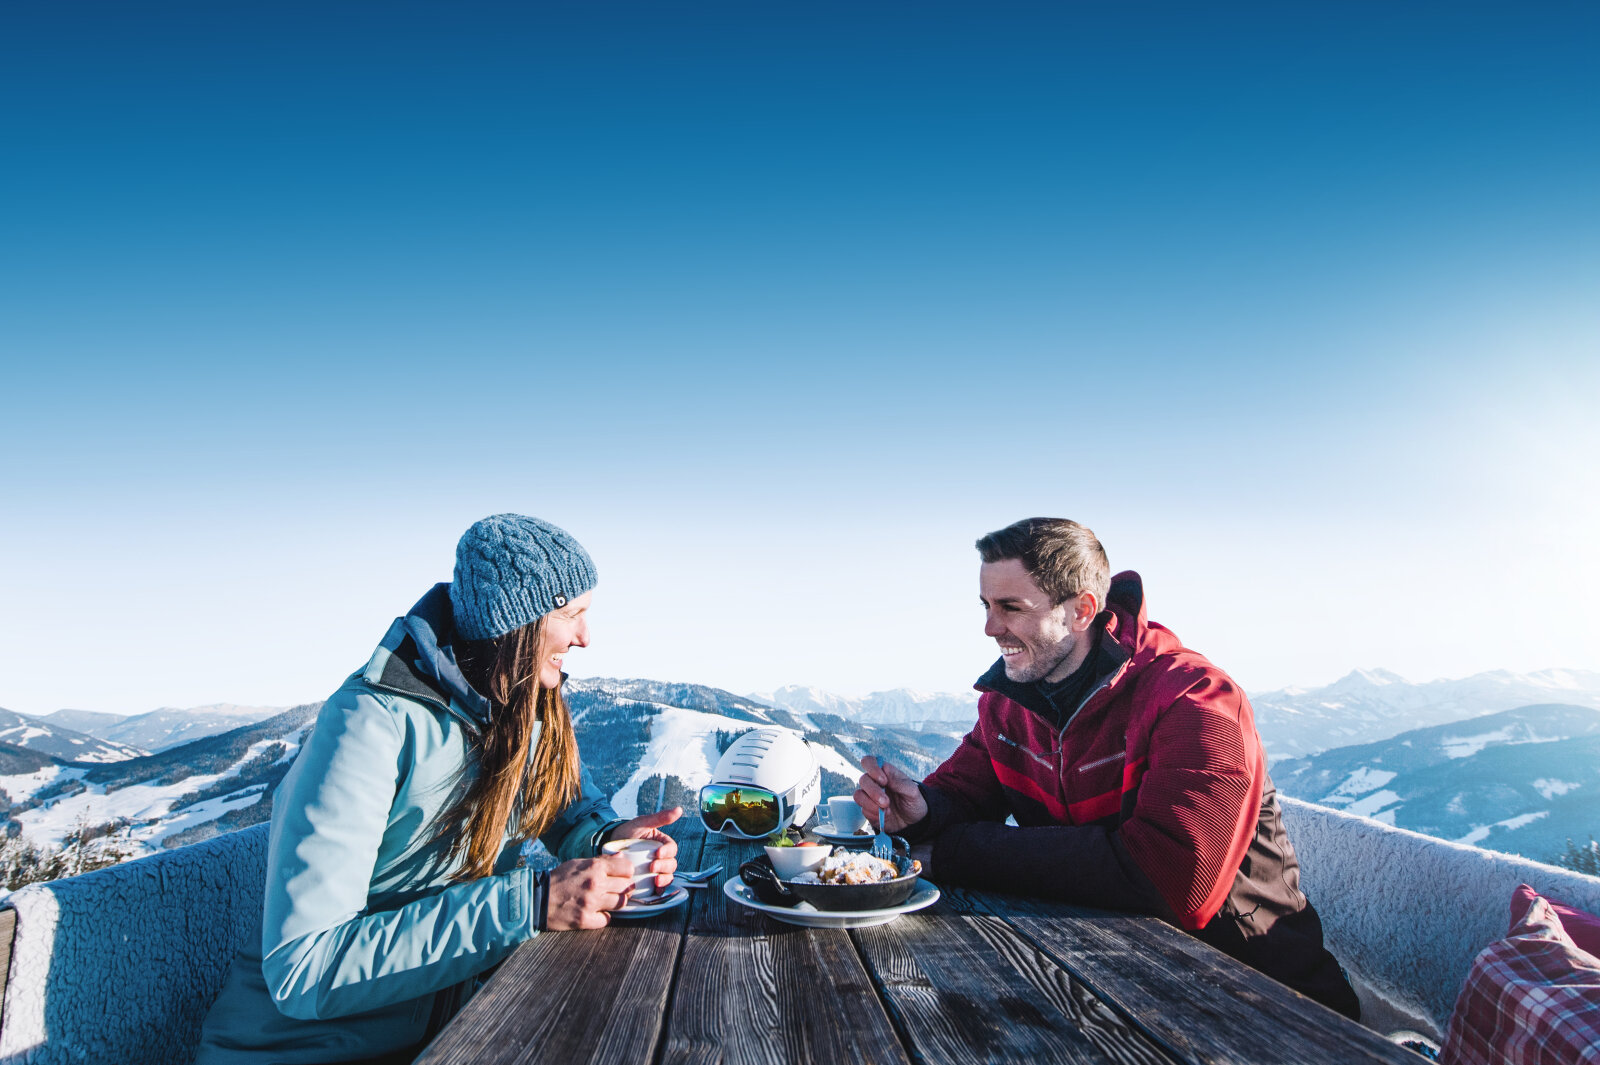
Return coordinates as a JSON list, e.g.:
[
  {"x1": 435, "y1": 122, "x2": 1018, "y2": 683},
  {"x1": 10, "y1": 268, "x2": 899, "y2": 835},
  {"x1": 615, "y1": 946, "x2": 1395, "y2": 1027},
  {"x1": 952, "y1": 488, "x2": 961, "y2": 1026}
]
[{"x1": 415, "y1": 820, "x2": 1419, "y2": 1065}]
